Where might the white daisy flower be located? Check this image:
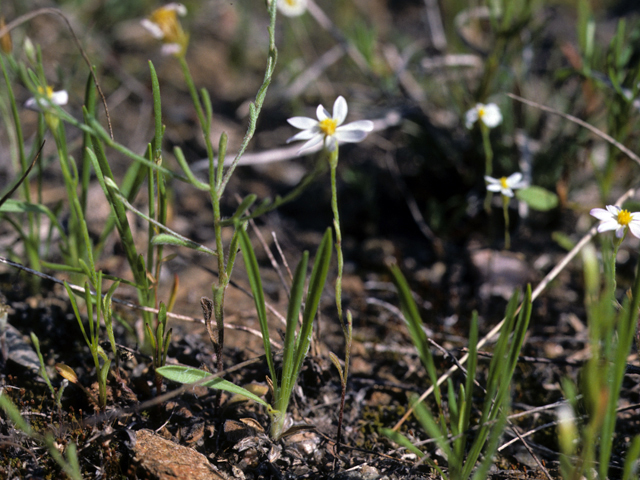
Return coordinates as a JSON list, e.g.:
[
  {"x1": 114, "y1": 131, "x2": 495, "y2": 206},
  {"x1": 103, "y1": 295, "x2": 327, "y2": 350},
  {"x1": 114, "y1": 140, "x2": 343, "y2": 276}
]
[
  {"x1": 277, "y1": 0, "x2": 308, "y2": 17},
  {"x1": 287, "y1": 96, "x2": 374, "y2": 154},
  {"x1": 590, "y1": 205, "x2": 640, "y2": 239},
  {"x1": 25, "y1": 86, "x2": 68, "y2": 111},
  {"x1": 465, "y1": 102, "x2": 502, "y2": 129},
  {"x1": 485, "y1": 172, "x2": 526, "y2": 198},
  {"x1": 141, "y1": 3, "x2": 189, "y2": 57}
]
